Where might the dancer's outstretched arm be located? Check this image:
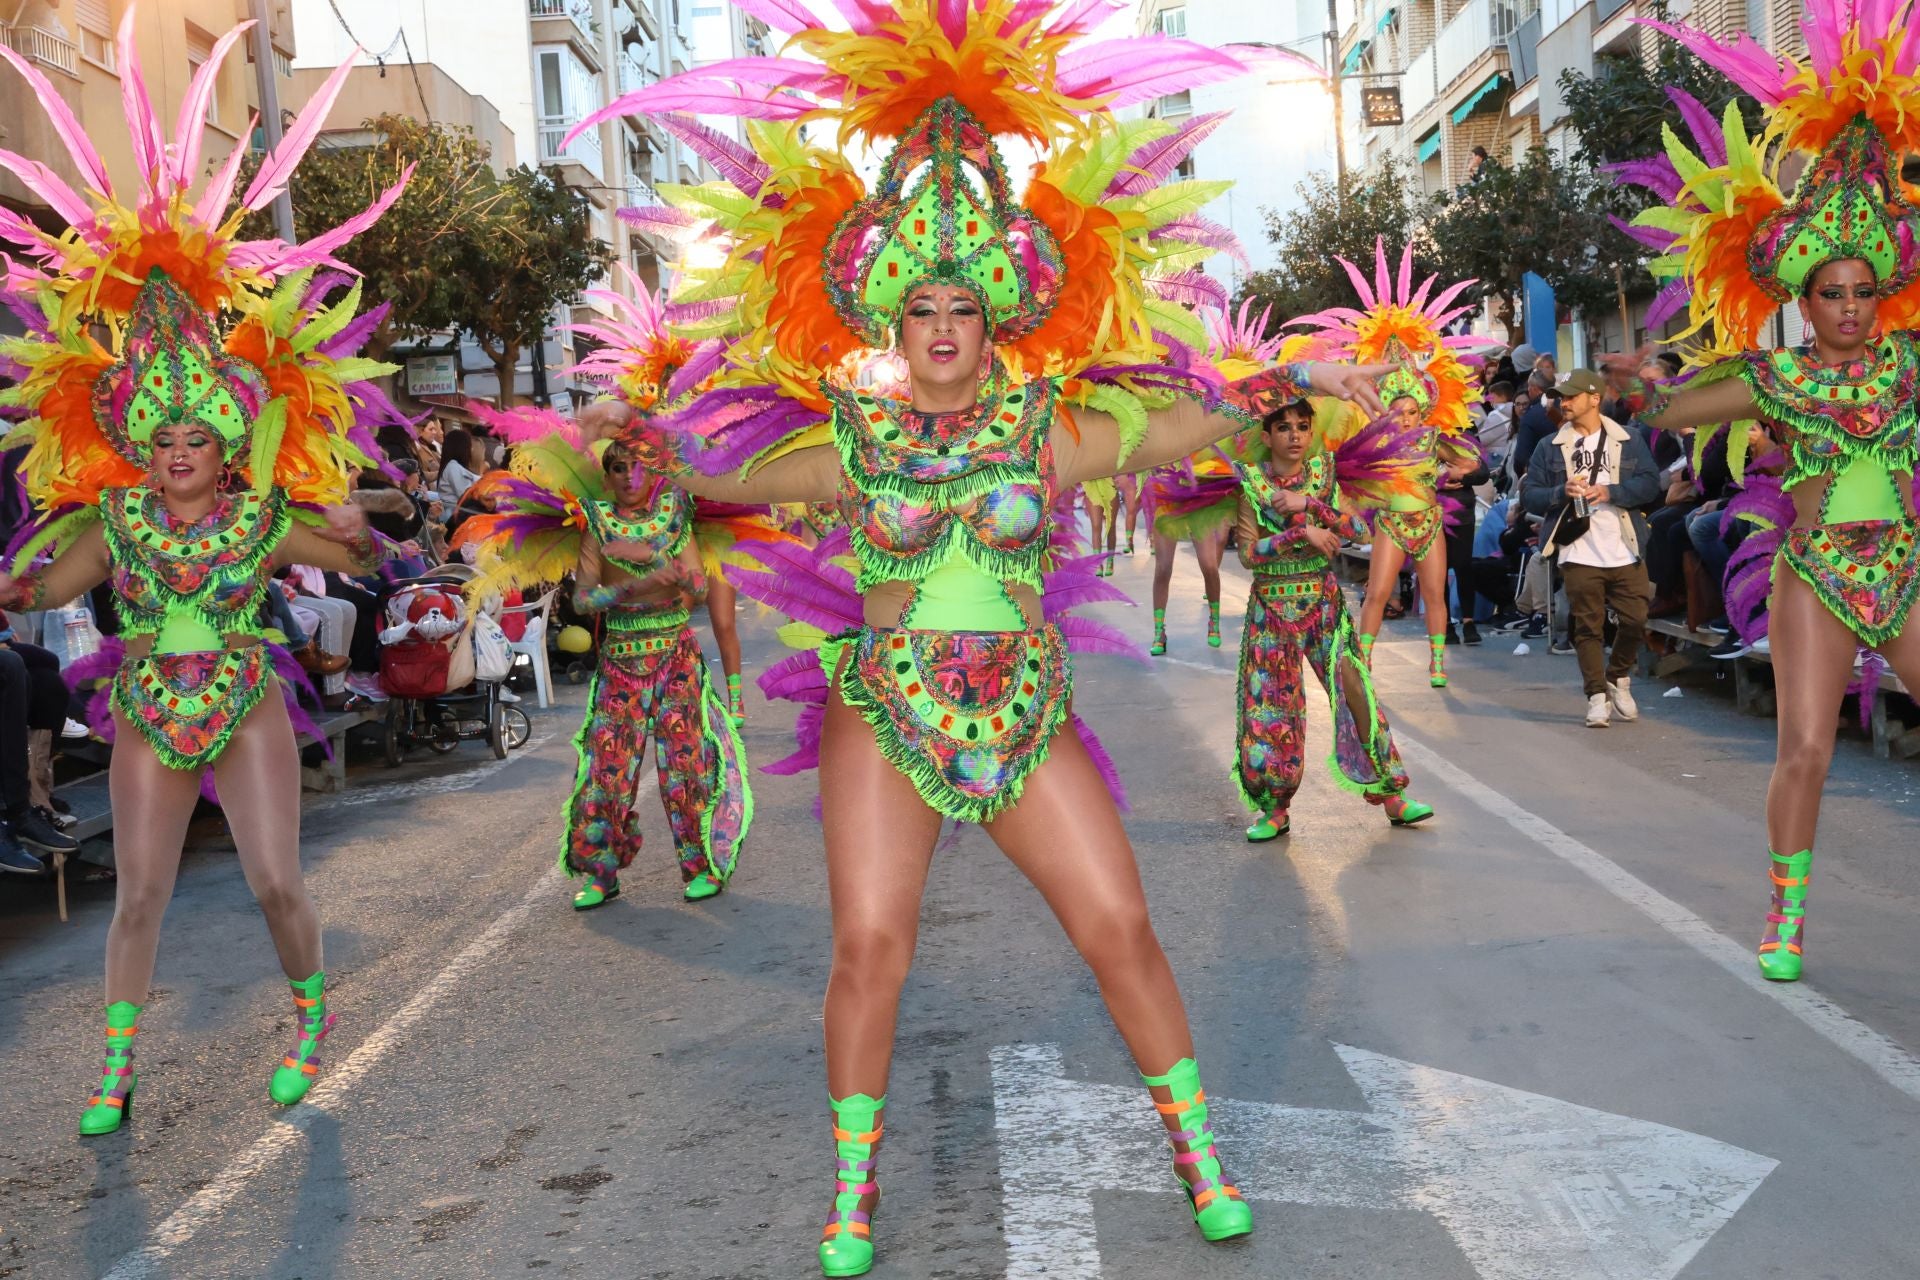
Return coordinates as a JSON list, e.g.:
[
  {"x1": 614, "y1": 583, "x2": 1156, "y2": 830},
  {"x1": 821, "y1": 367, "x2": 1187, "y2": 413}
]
[
  {"x1": 673, "y1": 445, "x2": 840, "y2": 505},
  {"x1": 0, "y1": 523, "x2": 110, "y2": 609}
]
